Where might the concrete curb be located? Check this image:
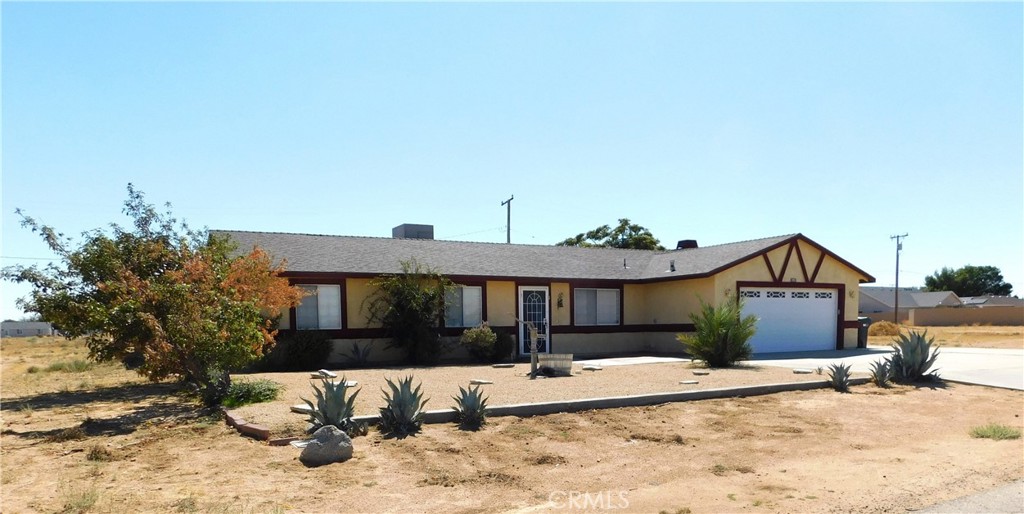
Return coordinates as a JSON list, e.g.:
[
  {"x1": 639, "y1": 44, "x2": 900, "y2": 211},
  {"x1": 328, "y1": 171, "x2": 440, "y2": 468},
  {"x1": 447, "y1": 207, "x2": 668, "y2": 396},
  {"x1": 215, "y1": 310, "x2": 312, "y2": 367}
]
[{"x1": 348, "y1": 377, "x2": 871, "y2": 426}]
